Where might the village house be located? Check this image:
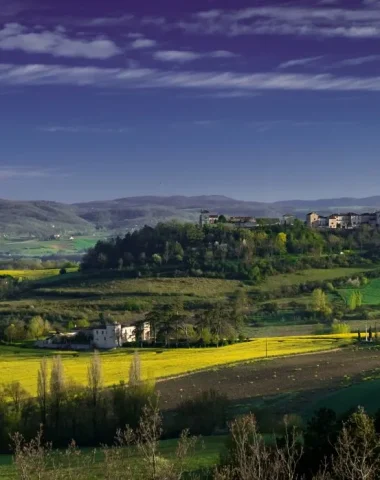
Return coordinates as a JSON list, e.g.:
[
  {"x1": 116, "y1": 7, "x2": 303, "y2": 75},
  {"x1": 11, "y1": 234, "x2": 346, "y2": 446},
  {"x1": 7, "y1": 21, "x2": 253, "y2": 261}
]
[{"x1": 199, "y1": 210, "x2": 219, "y2": 227}]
